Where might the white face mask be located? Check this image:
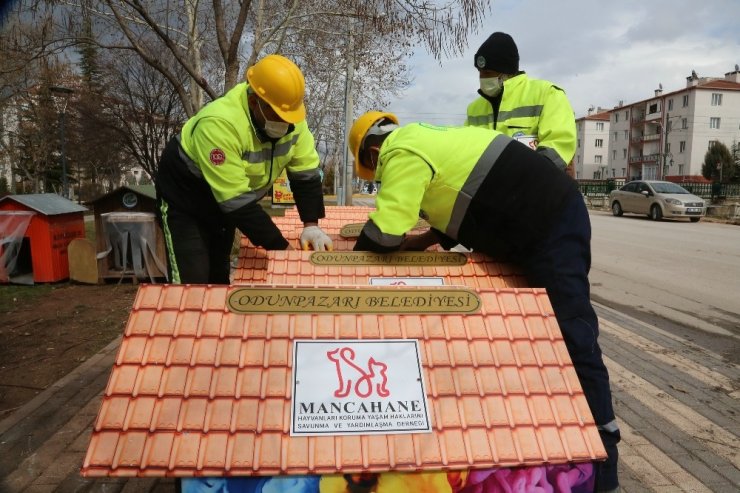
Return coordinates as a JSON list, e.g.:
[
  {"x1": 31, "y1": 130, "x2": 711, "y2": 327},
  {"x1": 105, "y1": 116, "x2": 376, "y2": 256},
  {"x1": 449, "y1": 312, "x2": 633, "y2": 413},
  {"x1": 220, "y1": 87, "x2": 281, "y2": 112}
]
[
  {"x1": 480, "y1": 76, "x2": 504, "y2": 97},
  {"x1": 257, "y1": 100, "x2": 289, "y2": 138}
]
